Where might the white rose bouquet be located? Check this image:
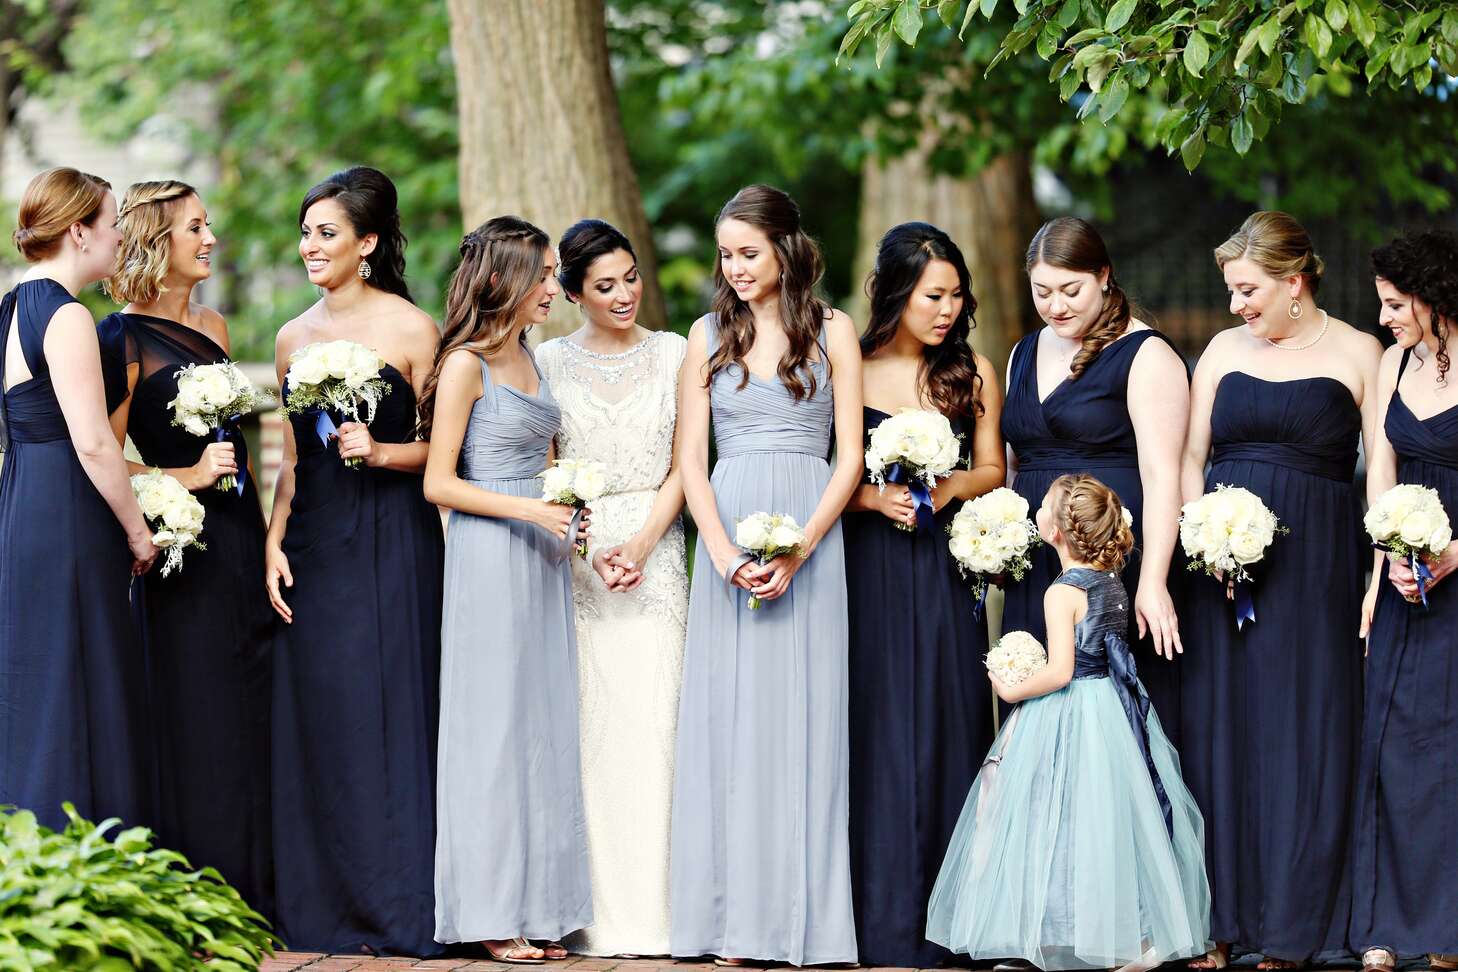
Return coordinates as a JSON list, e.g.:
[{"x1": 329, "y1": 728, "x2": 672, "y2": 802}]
[
  {"x1": 131, "y1": 469, "x2": 206, "y2": 577},
  {"x1": 864, "y1": 409, "x2": 963, "y2": 531},
  {"x1": 168, "y1": 361, "x2": 266, "y2": 493},
  {"x1": 733, "y1": 511, "x2": 807, "y2": 609},
  {"x1": 986, "y1": 630, "x2": 1047, "y2": 686},
  {"x1": 1180, "y1": 484, "x2": 1286, "y2": 629},
  {"x1": 1365, "y1": 483, "x2": 1452, "y2": 606},
  {"x1": 281, "y1": 340, "x2": 392, "y2": 468},
  {"x1": 947, "y1": 487, "x2": 1043, "y2": 617},
  {"x1": 539, "y1": 458, "x2": 607, "y2": 559}
]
